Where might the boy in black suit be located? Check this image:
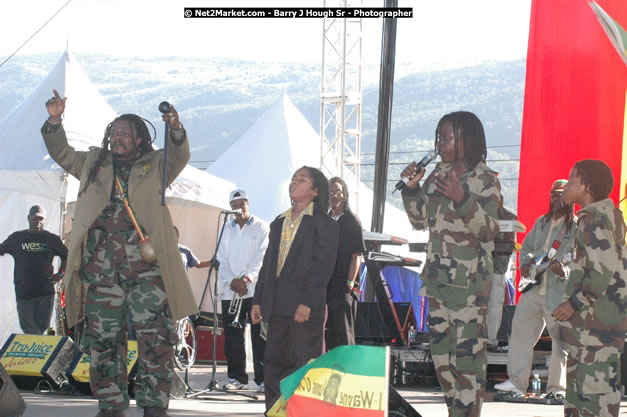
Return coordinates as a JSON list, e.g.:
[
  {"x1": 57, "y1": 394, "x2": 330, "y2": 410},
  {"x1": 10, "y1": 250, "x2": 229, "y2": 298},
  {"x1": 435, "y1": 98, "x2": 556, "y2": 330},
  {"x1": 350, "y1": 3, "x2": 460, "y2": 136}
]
[{"x1": 251, "y1": 166, "x2": 339, "y2": 410}]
